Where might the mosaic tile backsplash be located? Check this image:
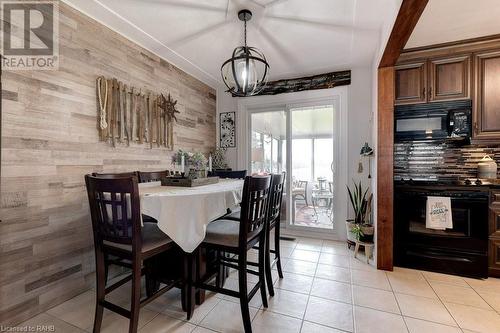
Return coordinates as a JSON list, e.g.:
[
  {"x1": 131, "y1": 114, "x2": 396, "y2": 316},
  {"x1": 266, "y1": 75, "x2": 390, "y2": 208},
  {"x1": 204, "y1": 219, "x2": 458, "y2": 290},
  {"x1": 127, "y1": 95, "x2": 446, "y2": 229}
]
[{"x1": 394, "y1": 140, "x2": 500, "y2": 180}]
